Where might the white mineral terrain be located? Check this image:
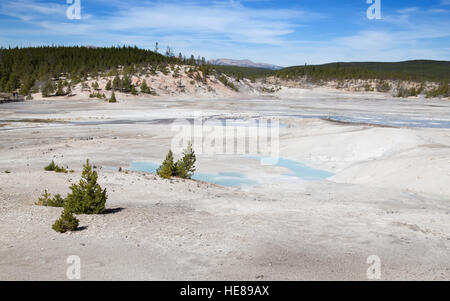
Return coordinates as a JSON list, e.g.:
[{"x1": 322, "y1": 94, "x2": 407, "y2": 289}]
[{"x1": 0, "y1": 87, "x2": 449, "y2": 280}]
